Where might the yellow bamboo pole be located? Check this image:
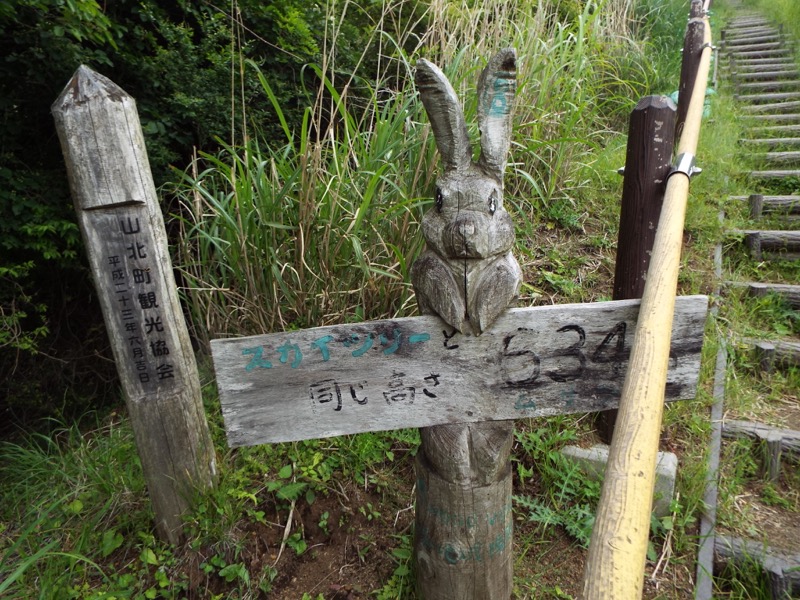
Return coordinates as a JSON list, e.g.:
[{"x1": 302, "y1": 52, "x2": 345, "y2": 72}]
[{"x1": 581, "y1": 15, "x2": 713, "y2": 600}]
